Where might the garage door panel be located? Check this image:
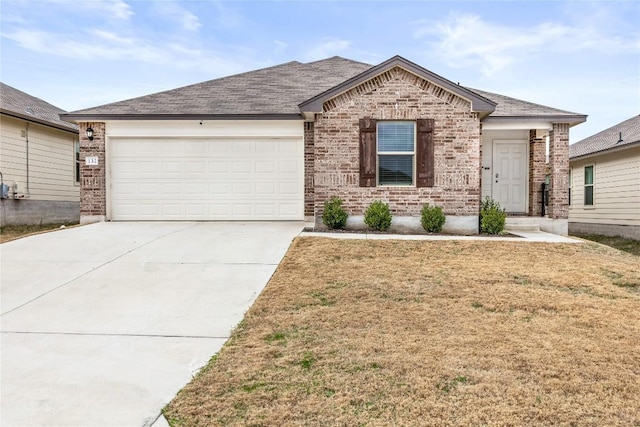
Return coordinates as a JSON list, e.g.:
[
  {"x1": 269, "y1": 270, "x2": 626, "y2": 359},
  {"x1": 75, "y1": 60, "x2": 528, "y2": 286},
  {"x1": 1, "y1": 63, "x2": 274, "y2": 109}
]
[
  {"x1": 255, "y1": 161, "x2": 275, "y2": 173},
  {"x1": 111, "y1": 138, "x2": 303, "y2": 220},
  {"x1": 279, "y1": 182, "x2": 300, "y2": 195},
  {"x1": 256, "y1": 182, "x2": 276, "y2": 195},
  {"x1": 231, "y1": 204, "x2": 252, "y2": 216},
  {"x1": 231, "y1": 161, "x2": 253, "y2": 173},
  {"x1": 208, "y1": 161, "x2": 228, "y2": 173}
]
